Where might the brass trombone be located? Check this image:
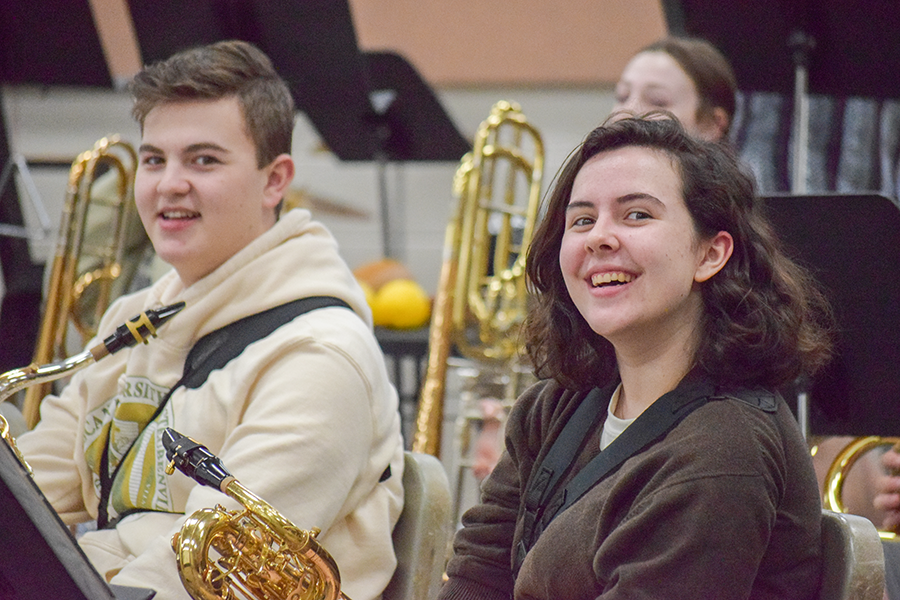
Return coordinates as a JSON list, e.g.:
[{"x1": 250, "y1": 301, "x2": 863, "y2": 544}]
[
  {"x1": 21, "y1": 136, "x2": 145, "y2": 428},
  {"x1": 412, "y1": 99, "x2": 543, "y2": 463}
]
